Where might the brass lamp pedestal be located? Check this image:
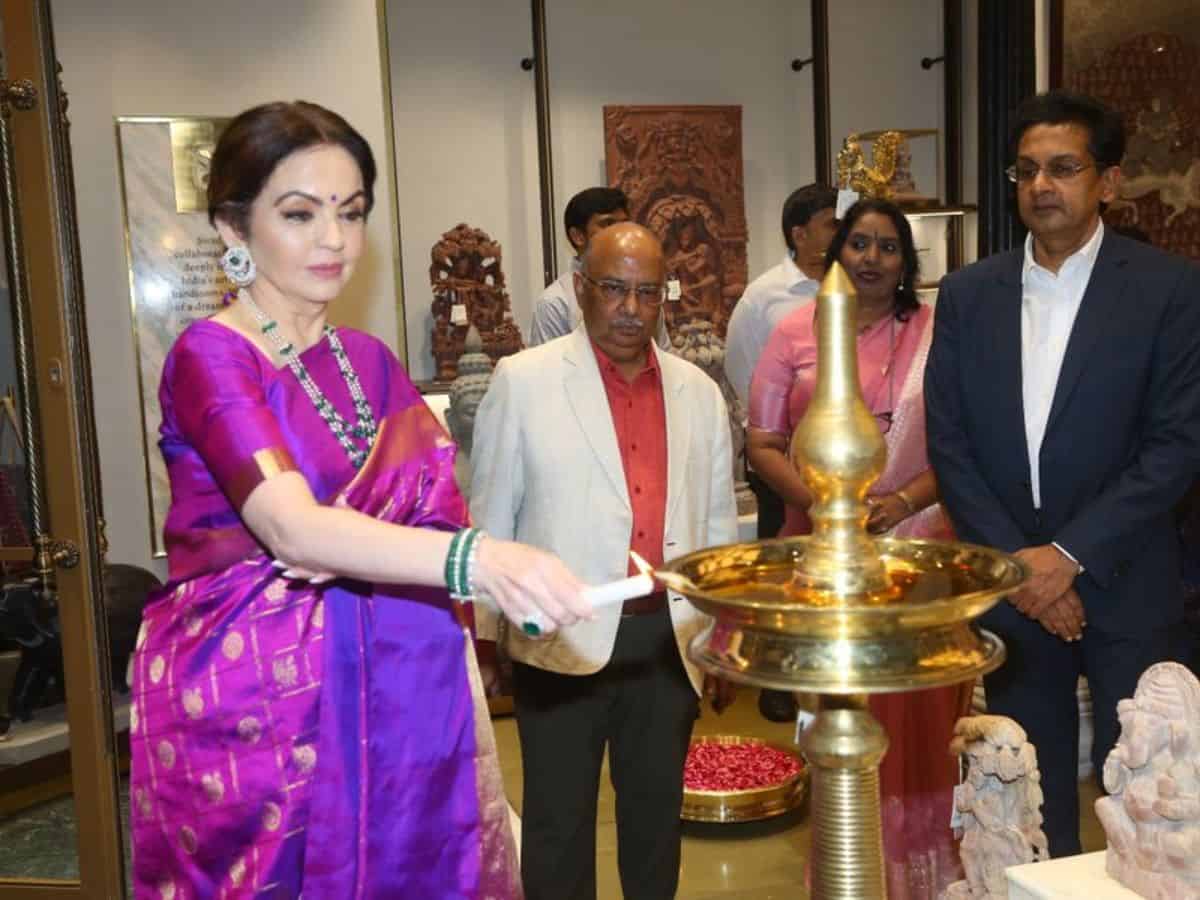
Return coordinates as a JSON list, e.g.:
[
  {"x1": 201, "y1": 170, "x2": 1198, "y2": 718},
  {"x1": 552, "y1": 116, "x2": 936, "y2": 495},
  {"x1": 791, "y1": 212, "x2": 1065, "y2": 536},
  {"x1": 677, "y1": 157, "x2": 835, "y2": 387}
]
[{"x1": 663, "y1": 264, "x2": 1028, "y2": 899}]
